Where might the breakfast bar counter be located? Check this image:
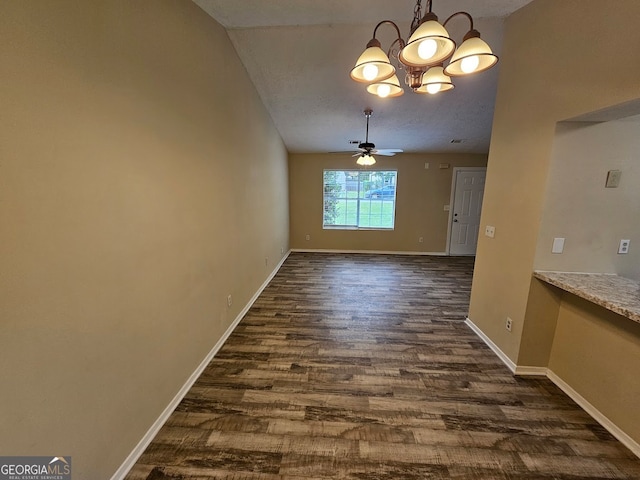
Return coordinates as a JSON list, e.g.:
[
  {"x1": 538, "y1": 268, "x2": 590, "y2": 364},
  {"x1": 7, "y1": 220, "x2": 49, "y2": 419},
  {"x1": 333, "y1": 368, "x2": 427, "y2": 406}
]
[{"x1": 533, "y1": 271, "x2": 640, "y2": 324}]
